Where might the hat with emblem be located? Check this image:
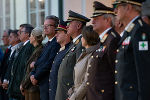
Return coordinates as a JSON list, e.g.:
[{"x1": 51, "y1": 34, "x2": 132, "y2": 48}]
[
  {"x1": 113, "y1": 0, "x2": 146, "y2": 7},
  {"x1": 67, "y1": 10, "x2": 90, "y2": 23},
  {"x1": 55, "y1": 20, "x2": 67, "y2": 32},
  {"x1": 91, "y1": 1, "x2": 115, "y2": 18},
  {"x1": 142, "y1": 0, "x2": 150, "y2": 16}
]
